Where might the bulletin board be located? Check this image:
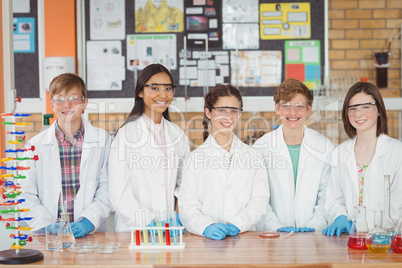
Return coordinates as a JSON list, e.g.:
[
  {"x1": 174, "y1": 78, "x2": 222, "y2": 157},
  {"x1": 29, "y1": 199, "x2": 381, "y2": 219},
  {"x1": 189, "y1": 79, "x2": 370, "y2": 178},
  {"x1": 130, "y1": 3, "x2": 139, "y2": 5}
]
[
  {"x1": 81, "y1": 0, "x2": 325, "y2": 98},
  {"x1": 13, "y1": 0, "x2": 40, "y2": 98}
]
